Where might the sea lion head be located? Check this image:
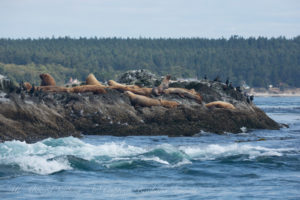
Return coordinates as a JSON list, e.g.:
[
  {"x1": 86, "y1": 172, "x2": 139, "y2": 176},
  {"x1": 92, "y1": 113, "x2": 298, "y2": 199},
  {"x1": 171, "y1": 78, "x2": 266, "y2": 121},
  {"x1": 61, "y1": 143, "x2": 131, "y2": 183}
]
[
  {"x1": 107, "y1": 80, "x2": 115, "y2": 86},
  {"x1": 86, "y1": 73, "x2": 103, "y2": 86},
  {"x1": 39, "y1": 73, "x2": 56, "y2": 86},
  {"x1": 23, "y1": 82, "x2": 32, "y2": 91},
  {"x1": 40, "y1": 73, "x2": 46, "y2": 79}
]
